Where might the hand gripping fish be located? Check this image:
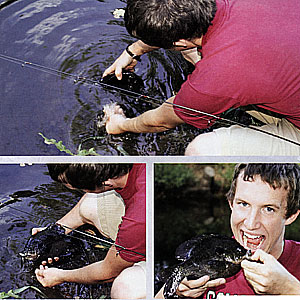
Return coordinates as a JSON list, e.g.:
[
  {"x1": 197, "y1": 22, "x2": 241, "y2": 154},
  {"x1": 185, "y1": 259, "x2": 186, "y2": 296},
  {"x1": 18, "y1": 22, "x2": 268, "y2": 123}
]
[{"x1": 162, "y1": 234, "x2": 251, "y2": 298}]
